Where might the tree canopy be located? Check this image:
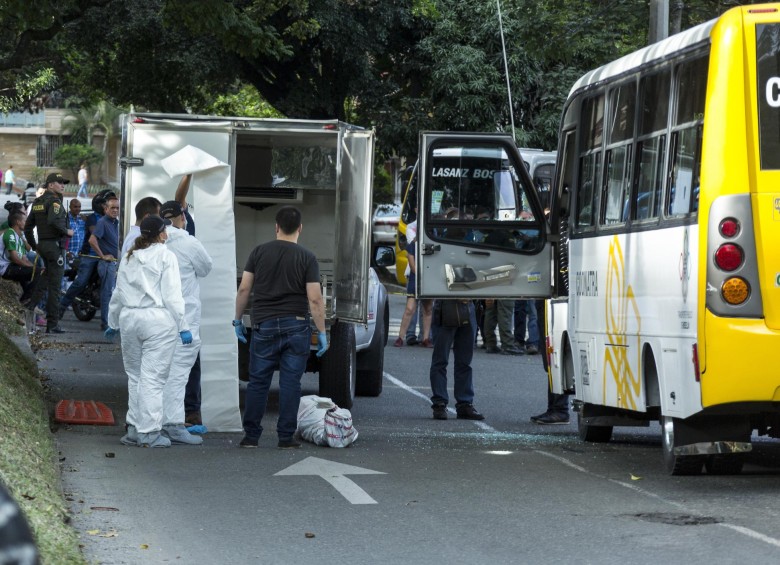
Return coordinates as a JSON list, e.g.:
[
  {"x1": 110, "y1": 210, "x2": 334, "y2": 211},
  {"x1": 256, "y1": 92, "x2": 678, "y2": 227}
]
[{"x1": 0, "y1": 0, "x2": 767, "y2": 158}]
